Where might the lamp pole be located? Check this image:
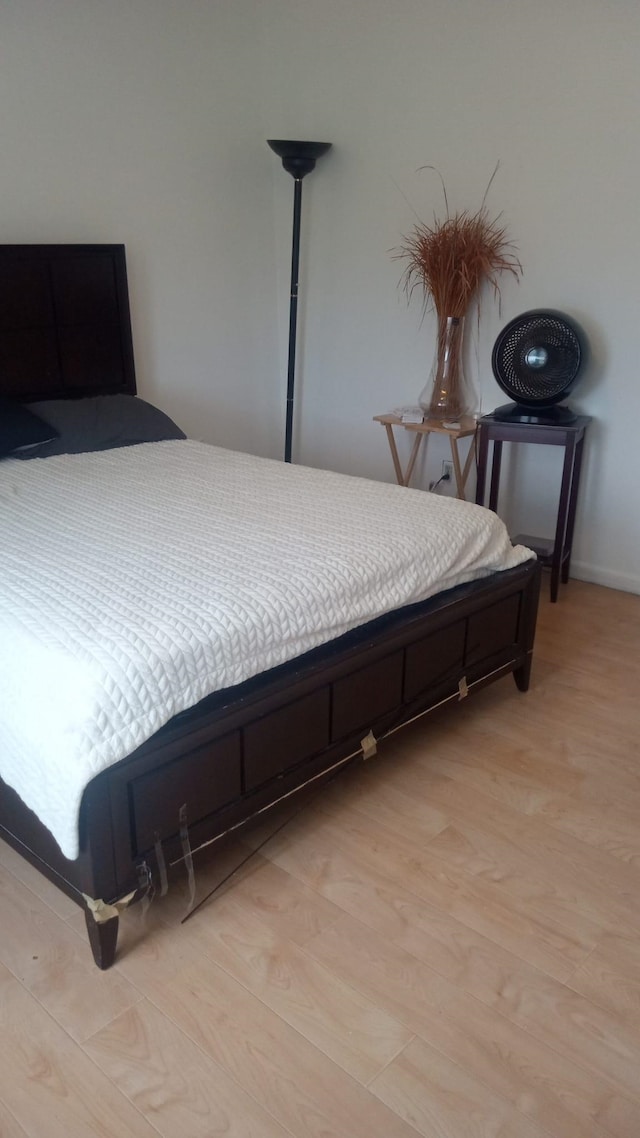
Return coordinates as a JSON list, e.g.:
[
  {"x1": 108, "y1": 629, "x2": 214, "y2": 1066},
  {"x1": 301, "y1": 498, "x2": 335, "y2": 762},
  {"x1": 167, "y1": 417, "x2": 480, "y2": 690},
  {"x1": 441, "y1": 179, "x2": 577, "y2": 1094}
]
[{"x1": 267, "y1": 140, "x2": 331, "y2": 463}]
